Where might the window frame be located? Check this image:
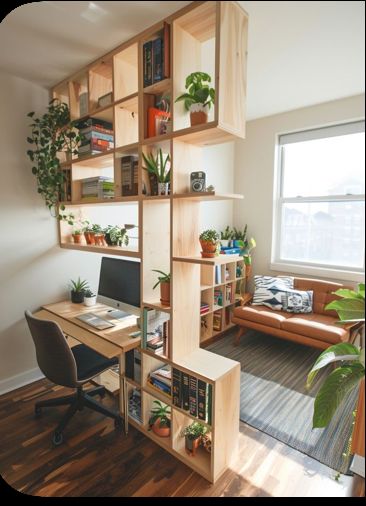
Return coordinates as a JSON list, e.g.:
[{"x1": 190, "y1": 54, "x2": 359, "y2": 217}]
[{"x1": 271, "y1": 121, "x2": 365, "y2": 283}]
